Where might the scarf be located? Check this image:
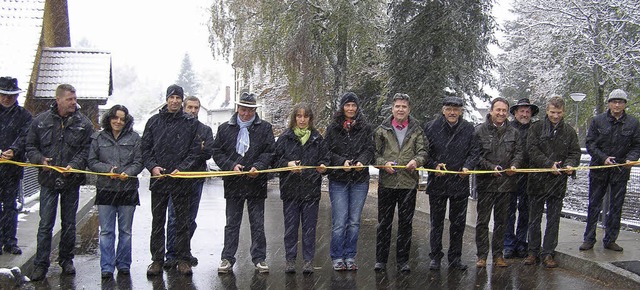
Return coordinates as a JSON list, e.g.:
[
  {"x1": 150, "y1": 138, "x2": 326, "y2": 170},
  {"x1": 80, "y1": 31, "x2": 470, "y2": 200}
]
[
  {"x1": 294, "y1": 127, "x2": 311, "y2": 145},
  {"x1": 343, "y1": 118, "x2": 355, "y2": 131},
  {"x1": 236, "y1": 114, "x2": 255, "y2": 156}
]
